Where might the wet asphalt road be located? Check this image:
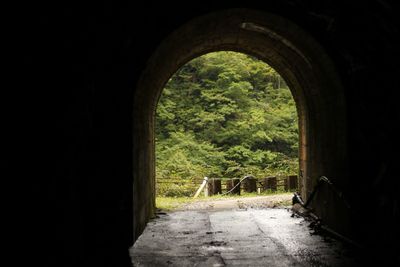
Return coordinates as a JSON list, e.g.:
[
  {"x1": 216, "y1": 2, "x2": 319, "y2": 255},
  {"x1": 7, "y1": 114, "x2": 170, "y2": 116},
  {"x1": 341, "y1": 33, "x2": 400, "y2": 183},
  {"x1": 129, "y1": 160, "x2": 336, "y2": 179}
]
[{"x1": 130, "y1": 208, "x2": 358, "y2": 266}]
